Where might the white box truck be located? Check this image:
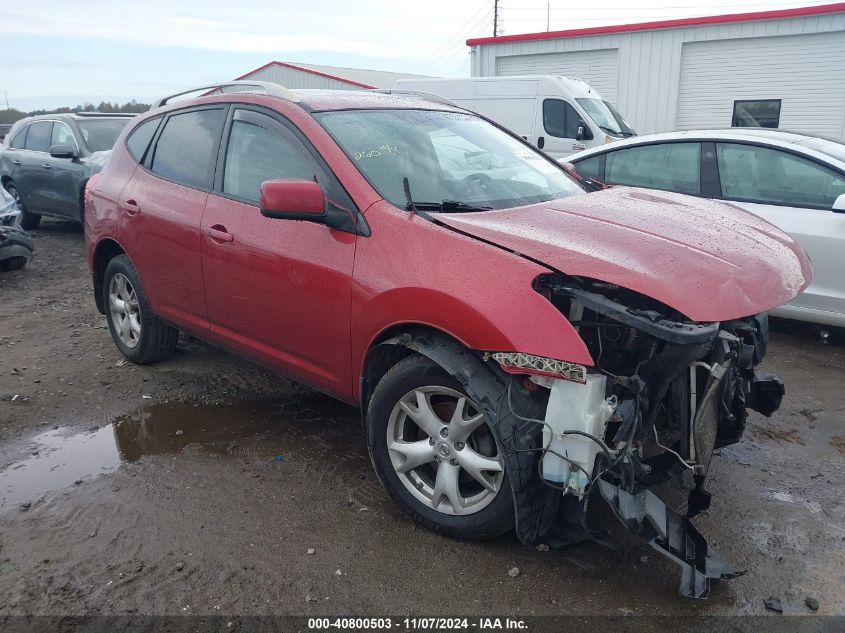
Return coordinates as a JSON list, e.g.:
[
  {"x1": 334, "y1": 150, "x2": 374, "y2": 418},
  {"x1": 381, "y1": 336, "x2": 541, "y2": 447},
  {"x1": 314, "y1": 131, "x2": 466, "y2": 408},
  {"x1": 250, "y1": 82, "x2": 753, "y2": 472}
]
[{"x1": 393, "y1": 75, "x2": 636, "y2": 160}]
